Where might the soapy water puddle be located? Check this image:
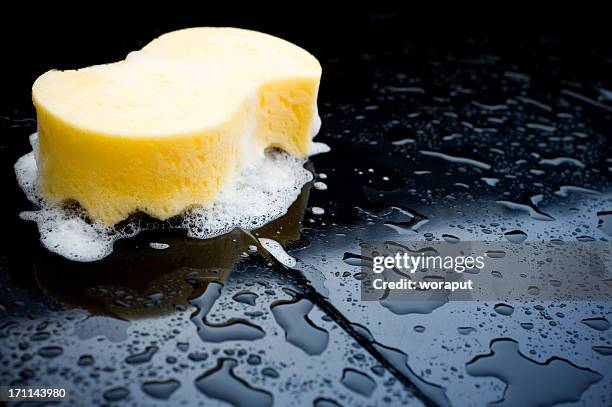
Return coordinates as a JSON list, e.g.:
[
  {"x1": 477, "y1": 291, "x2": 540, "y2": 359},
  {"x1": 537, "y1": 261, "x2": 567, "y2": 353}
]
[{"x1": 2, "y1": 33, "x2": 612, "y2": 406}]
